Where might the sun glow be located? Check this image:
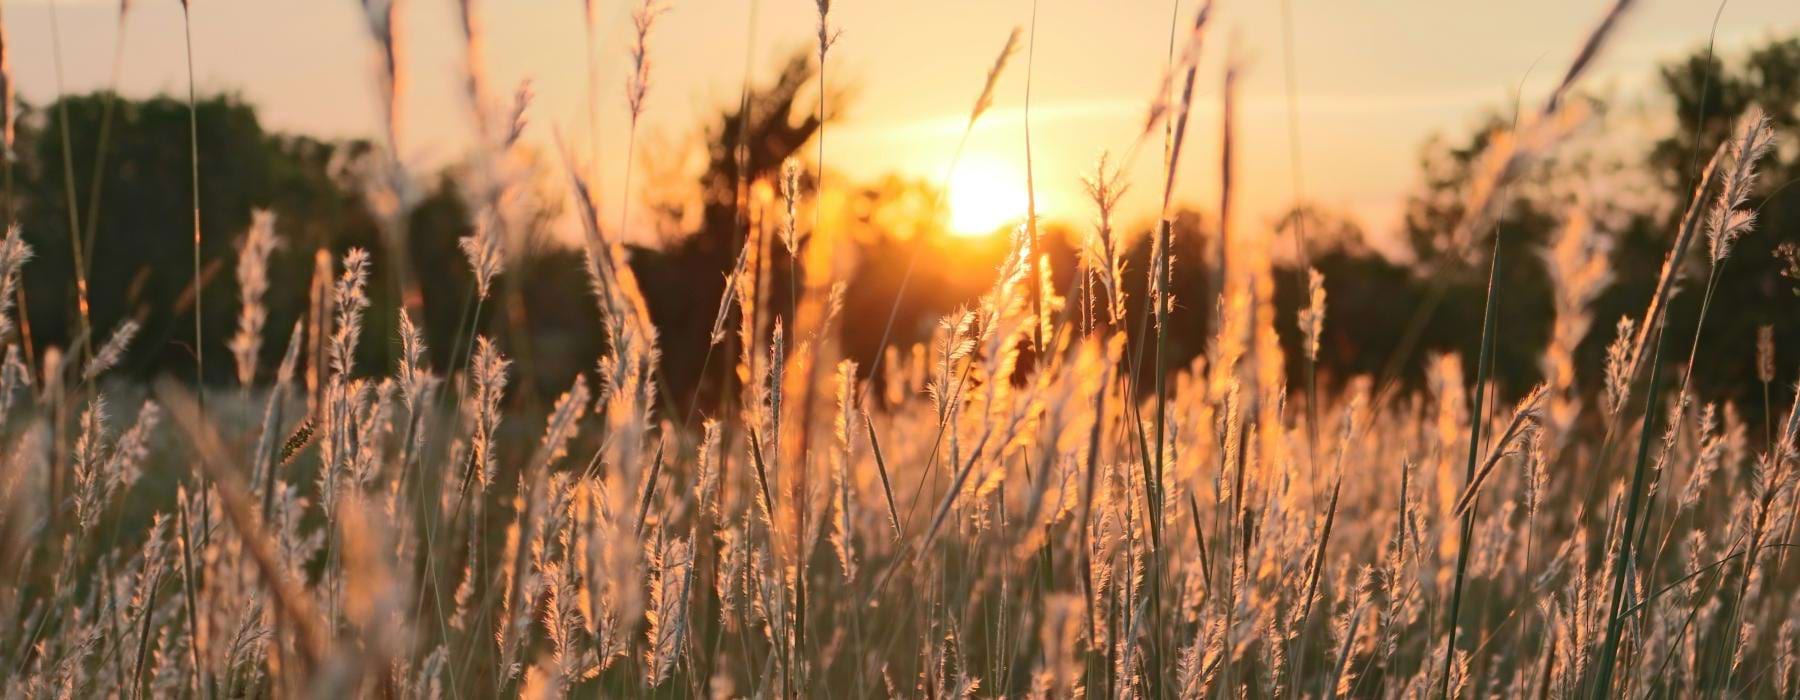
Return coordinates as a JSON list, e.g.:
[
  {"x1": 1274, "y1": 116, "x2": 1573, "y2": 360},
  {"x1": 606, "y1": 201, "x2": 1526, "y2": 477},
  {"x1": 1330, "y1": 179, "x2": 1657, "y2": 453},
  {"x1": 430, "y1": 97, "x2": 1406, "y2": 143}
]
[{"x1": 946, "y1": 158, "x2": 1031, "y2": 237}]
